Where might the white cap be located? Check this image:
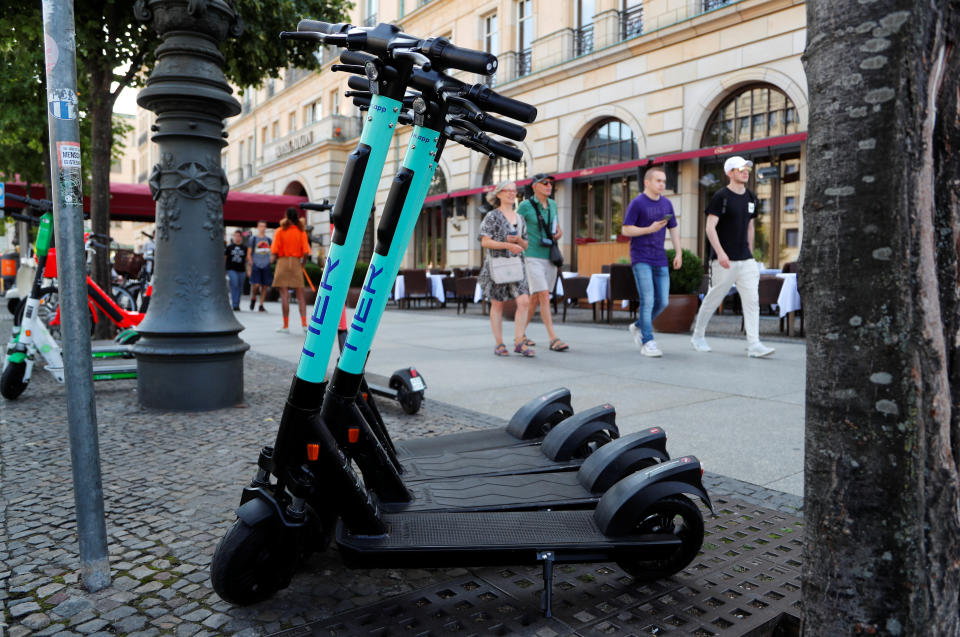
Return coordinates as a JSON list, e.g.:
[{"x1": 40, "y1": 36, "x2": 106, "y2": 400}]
[{"x1": 723, "y1": 156, "x2": 753, "y2": 174}]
